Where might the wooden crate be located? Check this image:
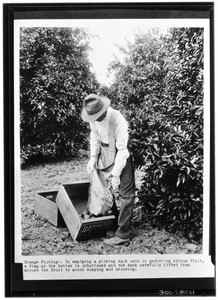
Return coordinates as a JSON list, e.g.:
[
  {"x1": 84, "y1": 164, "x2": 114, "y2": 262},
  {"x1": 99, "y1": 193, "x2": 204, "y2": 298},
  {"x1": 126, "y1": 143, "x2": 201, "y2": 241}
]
[
  {"x1": 35, "y1": 189, "x2": 65, "y2": 227},
  {"x1": 56, "y1": 181, "x2": 116, "y2": 241}
]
